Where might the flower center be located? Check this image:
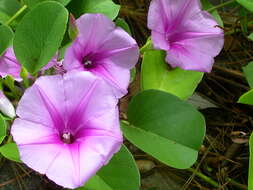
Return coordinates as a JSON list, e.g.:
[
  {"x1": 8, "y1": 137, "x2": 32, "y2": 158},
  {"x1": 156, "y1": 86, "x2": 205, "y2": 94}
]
[
  {"x1": 82, "y1": 57, "x2": 94, "y2": 69},
  {"x1": 61, "y1": 132, "x2": 74, "y2": 144}
]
